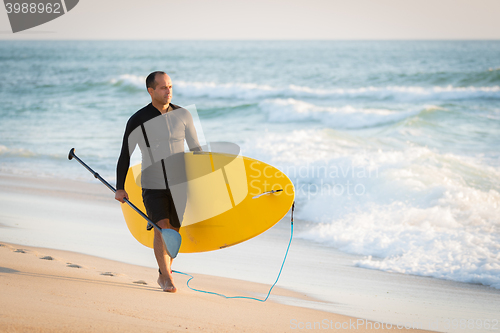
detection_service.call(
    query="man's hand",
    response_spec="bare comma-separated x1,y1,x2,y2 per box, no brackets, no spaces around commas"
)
115,189,129,203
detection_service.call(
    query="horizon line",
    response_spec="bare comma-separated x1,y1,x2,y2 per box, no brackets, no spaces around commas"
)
1,38,500,42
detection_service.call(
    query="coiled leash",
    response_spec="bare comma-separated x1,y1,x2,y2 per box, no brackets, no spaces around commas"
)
173,200,295,302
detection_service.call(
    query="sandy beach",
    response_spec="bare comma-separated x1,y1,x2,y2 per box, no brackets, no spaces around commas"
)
0,241,436,333
0,173,442,332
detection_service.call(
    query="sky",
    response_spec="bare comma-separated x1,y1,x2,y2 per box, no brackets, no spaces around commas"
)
1,0,500,40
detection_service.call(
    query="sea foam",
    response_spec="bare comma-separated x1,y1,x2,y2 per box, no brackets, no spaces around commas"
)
244,129,500,289
109,75,500,102
259,98,425,128
179,82,500,101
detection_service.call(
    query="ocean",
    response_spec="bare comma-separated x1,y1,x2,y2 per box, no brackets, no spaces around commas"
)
1,41,500,320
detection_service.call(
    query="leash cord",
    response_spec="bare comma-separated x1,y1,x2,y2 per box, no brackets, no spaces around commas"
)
173,201,295,302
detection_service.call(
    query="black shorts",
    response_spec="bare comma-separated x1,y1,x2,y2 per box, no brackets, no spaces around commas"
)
142,189,181,228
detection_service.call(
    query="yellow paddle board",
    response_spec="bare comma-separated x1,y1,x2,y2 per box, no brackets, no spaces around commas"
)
121,152,295,253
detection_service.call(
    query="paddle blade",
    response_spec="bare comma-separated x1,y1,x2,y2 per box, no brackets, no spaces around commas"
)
162,229,182,258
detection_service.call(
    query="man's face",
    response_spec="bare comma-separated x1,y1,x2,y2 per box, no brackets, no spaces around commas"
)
149,74,172,105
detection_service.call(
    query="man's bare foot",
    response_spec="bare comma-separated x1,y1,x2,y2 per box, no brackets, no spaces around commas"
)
157,275,166,289
158,273,177,293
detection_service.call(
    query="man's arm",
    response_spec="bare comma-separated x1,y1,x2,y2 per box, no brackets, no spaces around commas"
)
115,118,137,203
184,110,202,152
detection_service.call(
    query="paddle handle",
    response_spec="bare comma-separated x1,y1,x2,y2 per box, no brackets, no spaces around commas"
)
68,148,162,232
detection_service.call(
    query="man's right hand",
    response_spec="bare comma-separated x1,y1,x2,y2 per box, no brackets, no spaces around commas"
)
115,189,129,203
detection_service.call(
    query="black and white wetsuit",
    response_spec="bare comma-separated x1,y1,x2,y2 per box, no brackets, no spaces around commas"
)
116,102,202,227
116,102,202,191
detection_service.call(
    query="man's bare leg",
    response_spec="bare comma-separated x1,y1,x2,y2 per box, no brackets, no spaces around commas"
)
154,218,179,292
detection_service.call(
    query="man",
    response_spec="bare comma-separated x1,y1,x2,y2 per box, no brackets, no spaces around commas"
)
115,71,202,292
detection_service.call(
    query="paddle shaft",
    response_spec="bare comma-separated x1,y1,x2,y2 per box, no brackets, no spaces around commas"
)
67,148,162,233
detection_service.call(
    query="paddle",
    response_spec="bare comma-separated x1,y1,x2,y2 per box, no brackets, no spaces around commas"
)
68,148,181,258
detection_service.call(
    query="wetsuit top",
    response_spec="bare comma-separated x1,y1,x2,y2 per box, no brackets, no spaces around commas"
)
116,102,202,190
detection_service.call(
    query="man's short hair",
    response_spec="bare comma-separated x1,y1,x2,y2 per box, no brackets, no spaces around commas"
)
146,71,166,90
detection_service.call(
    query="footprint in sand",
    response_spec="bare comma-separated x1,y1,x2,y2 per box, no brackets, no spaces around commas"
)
14,249,27,253
40,256,54,260
100,272,115,276
66,263,81,268
133,280,148,285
